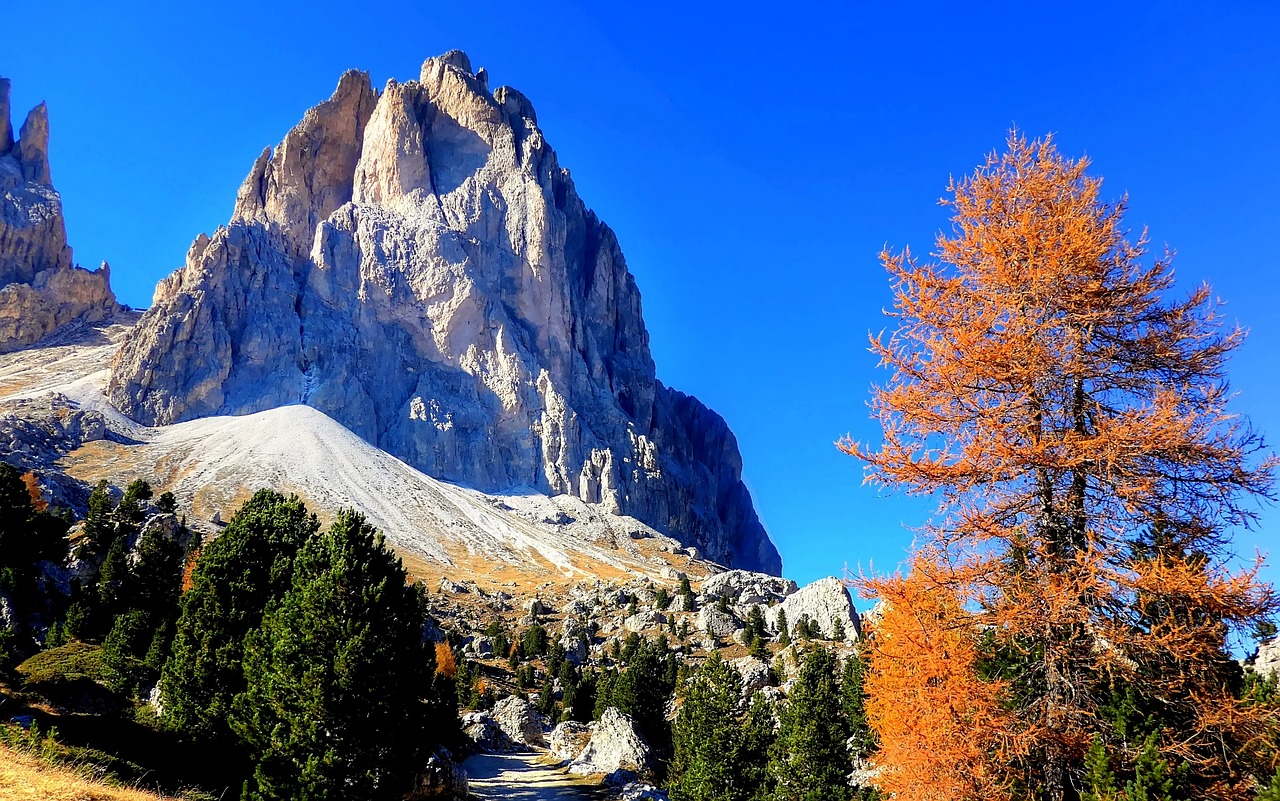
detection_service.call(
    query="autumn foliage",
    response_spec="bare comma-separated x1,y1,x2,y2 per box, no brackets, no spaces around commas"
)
434,641,457,678
21,471,47,512
863,555,1014,801
848,132,1278,800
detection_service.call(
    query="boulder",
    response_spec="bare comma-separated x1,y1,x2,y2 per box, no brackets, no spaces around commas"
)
461,712,515,753
697,605,740,640
625,611,666,632
549,720,593,763
1247,637,1279,678
617,783,670,801
415,747,469,799
438,578,469,594
568,708,651,777
730,656,772,693
491,694,547,749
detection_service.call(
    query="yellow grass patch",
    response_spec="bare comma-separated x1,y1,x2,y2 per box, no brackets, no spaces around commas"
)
0,743,175,801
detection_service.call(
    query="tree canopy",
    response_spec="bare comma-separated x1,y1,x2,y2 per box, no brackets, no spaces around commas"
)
848,132,1278,801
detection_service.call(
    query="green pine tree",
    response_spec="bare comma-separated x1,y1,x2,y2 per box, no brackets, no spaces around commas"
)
1124,733,1185,801
97,537,131,617
1083,735,1119,801
230,510,442,801
155,491,178,515
159,490,318,739
776,609,791,647
82,480,115,553
100,608,152,694
670,652,776,801
842,650,875,763
130,521,183,625
769,646,852,801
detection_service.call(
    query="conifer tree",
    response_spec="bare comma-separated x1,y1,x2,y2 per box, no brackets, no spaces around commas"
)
97,537,130,616
230,510,440,801
769,646,852,801
1257,768,1280,801
776,609,791,646
82,480,115,553
100,608,152,694
670,653,774,801
842,650,875,765
0,462,69,646
160,490,318,739
130,522,183,625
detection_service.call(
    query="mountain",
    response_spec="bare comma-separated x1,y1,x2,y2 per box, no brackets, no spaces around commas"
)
107,51,780,574
0,78,119,354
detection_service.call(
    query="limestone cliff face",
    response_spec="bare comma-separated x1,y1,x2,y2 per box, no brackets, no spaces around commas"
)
108,52,781,573
0,78,119,353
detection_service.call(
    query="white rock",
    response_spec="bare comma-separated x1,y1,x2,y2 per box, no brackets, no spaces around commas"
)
416,747,469,799
491,695,547,749
462,711,515,753
568,708,650,776
1248,637,1280,678
438,577,469,593
730,656,773,693
549,720,592,763
625,611,665,632
697,605,740,639
767,577,860,642
701,570,798,604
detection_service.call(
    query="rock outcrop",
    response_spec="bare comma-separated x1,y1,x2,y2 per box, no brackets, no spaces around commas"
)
766,577,860,642
461,711,516,753
567,708,651,777
415,748,469,800
1248,637,1279,678
106,53,780,574
0,78,119,354
701,569,797,604
490,695,547,749
549,720,593,763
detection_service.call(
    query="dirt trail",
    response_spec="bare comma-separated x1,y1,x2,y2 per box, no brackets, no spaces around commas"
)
463,752,606,800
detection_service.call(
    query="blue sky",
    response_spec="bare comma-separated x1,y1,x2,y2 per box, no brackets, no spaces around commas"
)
6,2,1279,603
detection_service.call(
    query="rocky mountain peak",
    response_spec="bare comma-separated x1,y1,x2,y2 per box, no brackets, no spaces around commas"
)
232,69,377,257
108,53,782,574
0,78,119,353
16,100,51,185
0,78,13,156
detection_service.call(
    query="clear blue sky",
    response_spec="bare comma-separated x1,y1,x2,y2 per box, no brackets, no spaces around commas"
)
6,2,1279,600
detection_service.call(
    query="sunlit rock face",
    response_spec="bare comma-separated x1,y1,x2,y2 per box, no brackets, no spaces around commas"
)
0,78,119,354
108,52,781,574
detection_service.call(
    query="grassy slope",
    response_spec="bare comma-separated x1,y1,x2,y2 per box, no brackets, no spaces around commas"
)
0,743,173,801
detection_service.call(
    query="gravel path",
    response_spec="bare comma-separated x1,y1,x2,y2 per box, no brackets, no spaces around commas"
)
463,753,607,800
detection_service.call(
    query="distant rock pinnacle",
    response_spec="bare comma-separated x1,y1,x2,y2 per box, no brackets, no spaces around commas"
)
0,77,119,354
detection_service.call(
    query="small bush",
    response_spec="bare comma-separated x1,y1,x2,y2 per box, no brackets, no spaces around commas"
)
16,641,107,687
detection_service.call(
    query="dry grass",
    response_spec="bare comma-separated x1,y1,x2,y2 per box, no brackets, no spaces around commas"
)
0,743,175,801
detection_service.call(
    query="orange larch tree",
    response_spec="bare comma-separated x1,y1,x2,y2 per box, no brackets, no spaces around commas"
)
846,131,1278,801
862,551,1016,801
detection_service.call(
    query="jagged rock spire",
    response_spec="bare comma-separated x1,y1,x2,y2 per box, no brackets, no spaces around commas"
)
0,77,119,353
0,78,13,156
